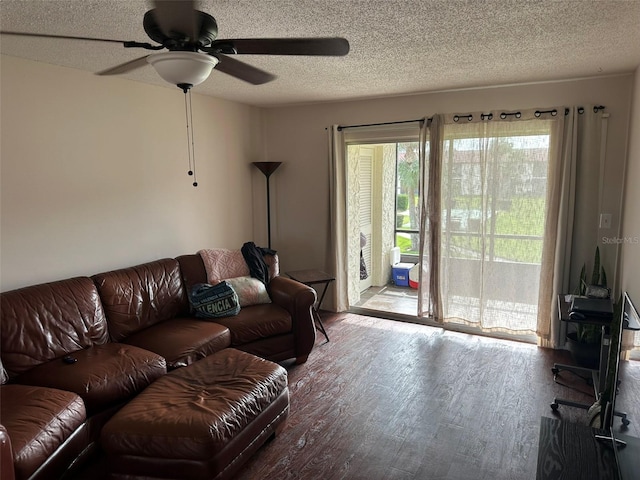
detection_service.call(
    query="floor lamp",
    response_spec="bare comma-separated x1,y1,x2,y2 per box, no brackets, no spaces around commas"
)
252,162,282,249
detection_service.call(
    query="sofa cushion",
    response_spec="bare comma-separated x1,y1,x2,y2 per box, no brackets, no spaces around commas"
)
0,384,86,480
0,277,110,379
14,343,166,414
121,318,231,369
210,304,292,346
92,258,187,342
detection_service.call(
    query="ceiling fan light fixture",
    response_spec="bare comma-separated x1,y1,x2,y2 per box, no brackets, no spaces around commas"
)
147,51,218,87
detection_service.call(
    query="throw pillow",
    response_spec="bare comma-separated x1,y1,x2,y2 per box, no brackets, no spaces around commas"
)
225,276,272,307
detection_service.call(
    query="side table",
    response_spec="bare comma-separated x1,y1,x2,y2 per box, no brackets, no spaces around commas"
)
286,269,334,342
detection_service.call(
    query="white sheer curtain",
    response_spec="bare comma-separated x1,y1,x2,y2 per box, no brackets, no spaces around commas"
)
431,106,607,343
438,109,561,336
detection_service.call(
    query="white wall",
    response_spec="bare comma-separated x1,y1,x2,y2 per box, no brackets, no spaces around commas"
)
2,55,636,301
620,67,640,304
0,55,264,291
263,75,635,303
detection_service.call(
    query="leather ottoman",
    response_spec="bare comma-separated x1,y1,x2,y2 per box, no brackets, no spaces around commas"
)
100,349,289,480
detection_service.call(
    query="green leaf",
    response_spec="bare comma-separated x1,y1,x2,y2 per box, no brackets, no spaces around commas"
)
577,264,586,295
591,246,601,285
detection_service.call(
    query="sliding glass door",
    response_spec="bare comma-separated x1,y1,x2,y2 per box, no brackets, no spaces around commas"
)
342,116,555,337
346,136,421,315
331,107,607,345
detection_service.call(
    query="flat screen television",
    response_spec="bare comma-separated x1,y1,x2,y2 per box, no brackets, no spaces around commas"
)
595,291,640,479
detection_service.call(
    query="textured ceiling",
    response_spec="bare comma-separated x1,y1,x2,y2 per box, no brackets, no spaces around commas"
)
1,0,640,107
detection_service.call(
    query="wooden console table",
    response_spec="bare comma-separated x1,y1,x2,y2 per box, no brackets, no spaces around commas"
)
537,416,617,479
537,416,640,480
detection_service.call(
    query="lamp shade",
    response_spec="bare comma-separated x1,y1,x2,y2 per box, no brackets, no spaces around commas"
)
147,52,219,87
252,162,282,178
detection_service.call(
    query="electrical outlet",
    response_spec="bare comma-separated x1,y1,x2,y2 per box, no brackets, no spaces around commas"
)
600,213,612,229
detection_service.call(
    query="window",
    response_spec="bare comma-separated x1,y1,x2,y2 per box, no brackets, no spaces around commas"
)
395,142,421,255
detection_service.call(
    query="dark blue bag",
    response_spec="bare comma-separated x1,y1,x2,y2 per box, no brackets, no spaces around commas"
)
188,281,240,318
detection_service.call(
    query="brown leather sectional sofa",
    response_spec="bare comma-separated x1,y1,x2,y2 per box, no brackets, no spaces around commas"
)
0,251,317,480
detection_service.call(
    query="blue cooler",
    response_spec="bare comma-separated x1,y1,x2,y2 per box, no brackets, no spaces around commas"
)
392,262,415,287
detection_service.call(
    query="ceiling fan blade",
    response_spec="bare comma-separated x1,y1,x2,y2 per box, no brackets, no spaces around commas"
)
0,30,127,45
96,55,151,76
210,37,350,56
150,0,199,41
213,54,276,85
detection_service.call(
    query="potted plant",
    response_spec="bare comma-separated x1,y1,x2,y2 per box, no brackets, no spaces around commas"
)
566,247,607,368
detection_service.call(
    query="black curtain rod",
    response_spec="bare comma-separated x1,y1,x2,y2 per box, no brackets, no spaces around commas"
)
332,105,605,131
336,118,427,131
565,105,606,115
454,105,606,121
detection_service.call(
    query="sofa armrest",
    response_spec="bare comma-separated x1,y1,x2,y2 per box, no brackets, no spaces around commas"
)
268,276,317,362
0,424,15,480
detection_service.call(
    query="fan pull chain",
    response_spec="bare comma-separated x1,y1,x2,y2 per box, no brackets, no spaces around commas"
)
183,88,198,187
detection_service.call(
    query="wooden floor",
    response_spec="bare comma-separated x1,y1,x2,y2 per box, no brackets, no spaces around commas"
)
237,313,640,480
71,312,640,479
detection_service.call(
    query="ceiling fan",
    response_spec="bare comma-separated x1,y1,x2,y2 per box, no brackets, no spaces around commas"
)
0,0,350,91
1,0,350,187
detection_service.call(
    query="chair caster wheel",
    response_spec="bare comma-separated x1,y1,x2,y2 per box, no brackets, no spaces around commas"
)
551,367,560,375
550,402,559,411
622,418,630,427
